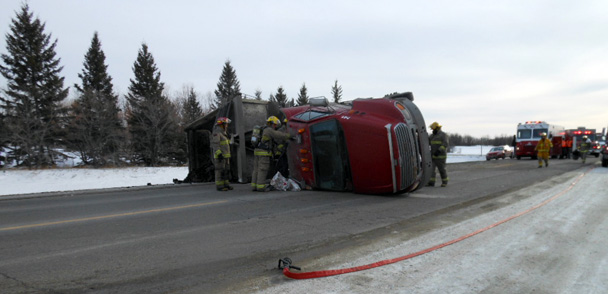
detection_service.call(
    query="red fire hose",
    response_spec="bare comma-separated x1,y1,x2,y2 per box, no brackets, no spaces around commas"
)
280,168,592,279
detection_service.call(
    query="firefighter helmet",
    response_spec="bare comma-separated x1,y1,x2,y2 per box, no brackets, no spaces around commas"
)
429,122,442,130
540,132,547,137
216,117,231,125
583,135,588,139
267,116,281,127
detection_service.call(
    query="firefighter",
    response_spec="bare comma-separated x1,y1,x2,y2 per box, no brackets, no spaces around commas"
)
566,136,573,158
275,118,290,177
535,132,552,168
579,135,592,163
427,122,449,187
251,116,292,191
211,117,233,191
561,135,569,159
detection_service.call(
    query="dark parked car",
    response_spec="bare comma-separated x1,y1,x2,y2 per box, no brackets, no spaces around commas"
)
486,146,513,160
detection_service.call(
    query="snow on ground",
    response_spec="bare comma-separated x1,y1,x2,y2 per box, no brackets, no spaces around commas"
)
250,167,608,294
0,146,495,196
0,167,190,196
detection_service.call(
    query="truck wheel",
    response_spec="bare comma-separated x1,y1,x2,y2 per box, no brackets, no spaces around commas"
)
517,156,521,160
603,159,608,167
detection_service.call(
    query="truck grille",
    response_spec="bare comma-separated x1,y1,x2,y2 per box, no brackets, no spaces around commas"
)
394,123,418,189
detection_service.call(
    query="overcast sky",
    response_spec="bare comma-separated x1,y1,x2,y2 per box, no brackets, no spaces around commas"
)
1,0,607,137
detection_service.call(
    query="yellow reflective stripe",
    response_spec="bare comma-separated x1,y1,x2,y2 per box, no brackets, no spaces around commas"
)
214,151,231,158
254,150,272,156
430,140,443,144
220,140,230,145
432,155,447,159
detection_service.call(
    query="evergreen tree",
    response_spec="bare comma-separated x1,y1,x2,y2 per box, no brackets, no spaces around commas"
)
213,60,241,108
297,83,309,106
0,4,69,168
331,79,343,103
273,86,288,107
254,89,262,100
125,43,178,166
68,32,123,166
179,85,203,125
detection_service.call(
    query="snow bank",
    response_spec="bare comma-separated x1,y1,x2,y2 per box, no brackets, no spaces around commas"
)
0,167,189,196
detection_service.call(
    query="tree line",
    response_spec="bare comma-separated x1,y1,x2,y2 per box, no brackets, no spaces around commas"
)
448,133,515,148
0,5,507,169
0,5,349,168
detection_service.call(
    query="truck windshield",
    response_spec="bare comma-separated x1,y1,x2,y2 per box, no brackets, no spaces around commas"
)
518,129,532,139
294,110,330,122
310,119,351,191
532,129,548,139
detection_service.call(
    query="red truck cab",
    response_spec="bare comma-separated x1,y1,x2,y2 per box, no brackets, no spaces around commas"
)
282,93,431,194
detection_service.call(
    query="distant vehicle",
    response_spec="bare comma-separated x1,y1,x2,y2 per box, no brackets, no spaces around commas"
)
566,127,599,158
602,145,608,168
486,146,513,160
515,121,564,160
282,92,431,194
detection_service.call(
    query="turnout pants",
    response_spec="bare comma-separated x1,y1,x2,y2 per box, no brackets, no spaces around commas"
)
429,159,448,186
214,158,231,189
251,155,271,191
537,152,549,167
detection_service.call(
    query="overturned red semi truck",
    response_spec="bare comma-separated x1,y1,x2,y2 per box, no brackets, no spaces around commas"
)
183,92,431,194
282,93,431,194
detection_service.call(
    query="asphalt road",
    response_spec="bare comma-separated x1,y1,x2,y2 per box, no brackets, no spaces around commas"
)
0,156,600,293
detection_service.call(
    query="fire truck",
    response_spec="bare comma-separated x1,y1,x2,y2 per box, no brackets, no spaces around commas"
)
282,92,431,194
515,121,564,160
566,127,600,158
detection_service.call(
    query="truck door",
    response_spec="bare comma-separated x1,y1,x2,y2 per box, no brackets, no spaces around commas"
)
310,119,351,191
